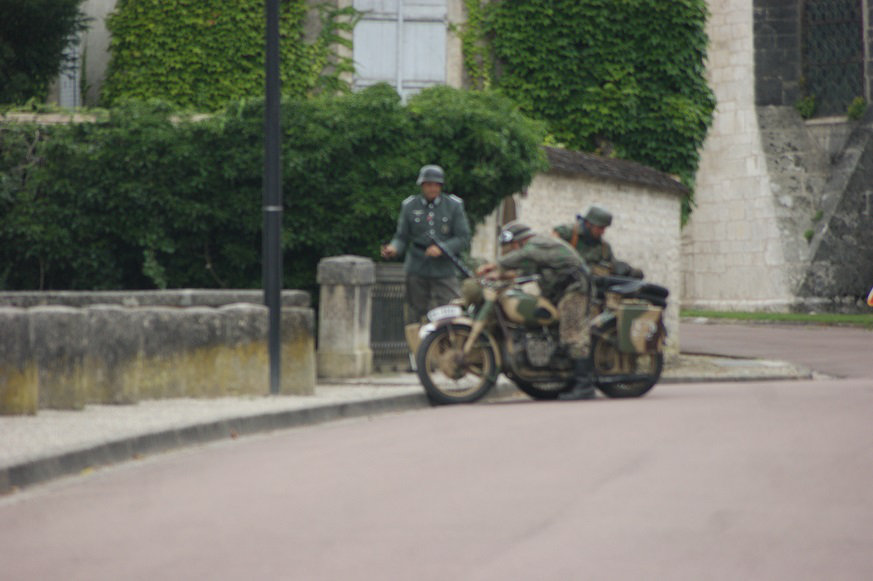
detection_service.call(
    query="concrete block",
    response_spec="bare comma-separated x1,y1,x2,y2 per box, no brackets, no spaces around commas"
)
279,307,316,396
0,308,38,415
30,306,87,410
82,306,142,404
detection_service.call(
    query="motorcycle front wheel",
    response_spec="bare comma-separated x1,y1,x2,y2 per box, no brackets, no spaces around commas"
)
591,327,663,398
416,325,498,405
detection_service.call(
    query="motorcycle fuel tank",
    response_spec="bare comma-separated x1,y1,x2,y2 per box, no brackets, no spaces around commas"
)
499,289,559,327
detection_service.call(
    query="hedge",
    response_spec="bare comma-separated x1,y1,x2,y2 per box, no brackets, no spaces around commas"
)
0,85,547,292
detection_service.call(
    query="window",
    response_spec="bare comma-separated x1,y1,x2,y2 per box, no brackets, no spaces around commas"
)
353,0,447,100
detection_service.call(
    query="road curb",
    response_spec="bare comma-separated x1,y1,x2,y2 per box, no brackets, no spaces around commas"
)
0,360,812,494
0,391,433,494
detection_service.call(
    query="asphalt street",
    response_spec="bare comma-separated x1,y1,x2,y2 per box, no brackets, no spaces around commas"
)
0,321,871,580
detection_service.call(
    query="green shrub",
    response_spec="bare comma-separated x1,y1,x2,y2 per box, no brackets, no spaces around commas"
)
795,95,816,119
0,0,87,105
0,85,547,291
847,97,867,121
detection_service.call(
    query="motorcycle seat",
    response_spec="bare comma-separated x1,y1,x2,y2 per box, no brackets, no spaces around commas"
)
608,280,669,307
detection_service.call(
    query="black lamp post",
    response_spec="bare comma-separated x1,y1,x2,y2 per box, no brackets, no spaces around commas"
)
264,0,282,395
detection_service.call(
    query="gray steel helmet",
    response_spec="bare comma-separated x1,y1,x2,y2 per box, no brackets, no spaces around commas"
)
499,221,534,244
581,205,613,227
416,164,445,185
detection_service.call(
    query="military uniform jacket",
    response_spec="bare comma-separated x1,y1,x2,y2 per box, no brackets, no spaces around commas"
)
389,193,471,278
554,221,614,267
498,233,585,301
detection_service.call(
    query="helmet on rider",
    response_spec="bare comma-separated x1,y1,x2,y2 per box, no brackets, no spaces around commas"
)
579,205,613,228
499,221,534,245
416,164,445,185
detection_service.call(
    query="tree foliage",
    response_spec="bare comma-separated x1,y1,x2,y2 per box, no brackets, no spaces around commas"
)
481,0,716,213
0,0,87,105
102,0,356,110
0,85,547,291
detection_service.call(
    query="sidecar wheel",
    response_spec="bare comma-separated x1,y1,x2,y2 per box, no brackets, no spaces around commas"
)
591,328,662,398
416,325,497,405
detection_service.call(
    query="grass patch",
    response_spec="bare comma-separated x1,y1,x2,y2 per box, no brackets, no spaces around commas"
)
681,309,873,329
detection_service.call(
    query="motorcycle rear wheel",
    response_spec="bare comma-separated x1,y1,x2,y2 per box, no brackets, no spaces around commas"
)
416,325,498,405
591,327,663,398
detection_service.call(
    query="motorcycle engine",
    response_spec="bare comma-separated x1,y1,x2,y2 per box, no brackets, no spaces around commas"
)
524,332,557,368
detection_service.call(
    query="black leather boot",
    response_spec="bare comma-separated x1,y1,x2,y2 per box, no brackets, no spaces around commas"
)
558,358,596,400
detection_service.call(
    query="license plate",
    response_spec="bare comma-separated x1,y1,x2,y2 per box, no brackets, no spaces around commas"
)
427,304,462,322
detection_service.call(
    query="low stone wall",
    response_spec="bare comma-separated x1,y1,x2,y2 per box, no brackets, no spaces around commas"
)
0,291,316,415
0,289,310,309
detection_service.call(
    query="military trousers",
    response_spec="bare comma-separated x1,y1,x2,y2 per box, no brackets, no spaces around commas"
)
405,274,460,324
557,289,591,360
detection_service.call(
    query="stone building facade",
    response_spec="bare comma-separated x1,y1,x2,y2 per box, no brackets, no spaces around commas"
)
55,0,873,312
684,0,873,312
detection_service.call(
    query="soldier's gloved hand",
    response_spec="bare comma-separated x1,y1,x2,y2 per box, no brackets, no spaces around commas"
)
381,244,397,259
476,263,497,277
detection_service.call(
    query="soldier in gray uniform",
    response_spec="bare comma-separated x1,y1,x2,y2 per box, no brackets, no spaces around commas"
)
381,165,471,355
477,222,596,400
553,205,643,278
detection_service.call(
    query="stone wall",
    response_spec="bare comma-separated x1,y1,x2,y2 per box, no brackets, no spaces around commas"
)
684,0,873,313
0,292,316,415
471,147,685,353
684,0,795,311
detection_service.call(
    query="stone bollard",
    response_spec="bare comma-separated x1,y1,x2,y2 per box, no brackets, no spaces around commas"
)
0,308,38,415
317,255,375,378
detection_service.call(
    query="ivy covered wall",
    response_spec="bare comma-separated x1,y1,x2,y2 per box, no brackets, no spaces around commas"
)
461,0,716,216
101,0,355,110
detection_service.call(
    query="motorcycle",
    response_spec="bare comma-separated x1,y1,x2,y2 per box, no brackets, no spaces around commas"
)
415,240,669,405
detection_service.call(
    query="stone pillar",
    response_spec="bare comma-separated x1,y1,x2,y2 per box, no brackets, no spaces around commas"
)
317,255,375,378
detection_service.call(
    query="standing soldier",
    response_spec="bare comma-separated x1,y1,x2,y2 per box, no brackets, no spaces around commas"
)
381,164,471,363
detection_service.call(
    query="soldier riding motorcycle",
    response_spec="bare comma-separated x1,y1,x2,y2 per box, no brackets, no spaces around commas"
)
415,225,669,405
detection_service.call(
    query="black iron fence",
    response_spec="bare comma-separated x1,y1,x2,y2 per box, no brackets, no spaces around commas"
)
370,263,408,371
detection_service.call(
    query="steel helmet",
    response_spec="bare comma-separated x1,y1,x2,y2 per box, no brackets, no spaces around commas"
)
499,221,534,244
580,205,613,227
416,164,445,185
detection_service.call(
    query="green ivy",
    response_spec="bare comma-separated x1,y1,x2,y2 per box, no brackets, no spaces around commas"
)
101,0,357,110
459,0,492,90
471,0,715,218
0,85,547,291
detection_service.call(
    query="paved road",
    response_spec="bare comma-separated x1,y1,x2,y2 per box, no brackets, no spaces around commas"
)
1,323,871,581
681,321,873,378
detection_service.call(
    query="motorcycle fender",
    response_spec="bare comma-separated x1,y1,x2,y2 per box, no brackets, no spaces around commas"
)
419,317,502,369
